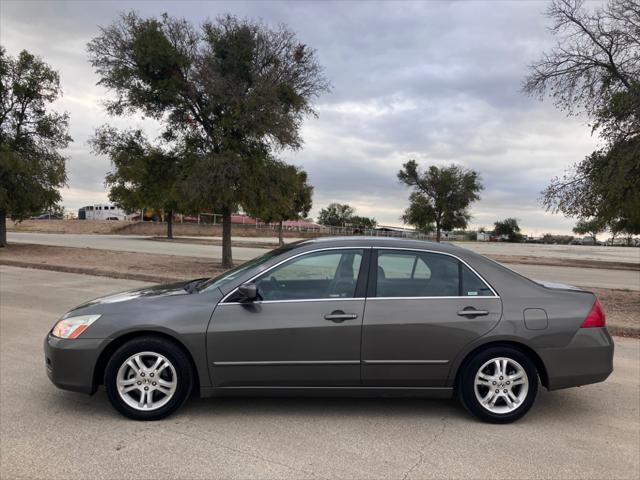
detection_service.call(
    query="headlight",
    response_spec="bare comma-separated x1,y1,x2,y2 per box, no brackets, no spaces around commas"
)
51,315,101,339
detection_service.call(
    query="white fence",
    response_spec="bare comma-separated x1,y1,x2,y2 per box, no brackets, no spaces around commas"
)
168,213,469,240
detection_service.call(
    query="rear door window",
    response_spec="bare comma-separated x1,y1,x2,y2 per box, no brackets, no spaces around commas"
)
376,250,459,297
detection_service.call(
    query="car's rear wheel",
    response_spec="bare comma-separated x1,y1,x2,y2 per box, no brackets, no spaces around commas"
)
105,336,193,420
458,346,538,424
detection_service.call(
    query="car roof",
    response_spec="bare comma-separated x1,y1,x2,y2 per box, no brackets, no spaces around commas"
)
295,236,462,253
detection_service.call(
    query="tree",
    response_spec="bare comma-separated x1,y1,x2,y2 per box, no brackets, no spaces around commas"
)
0,48,71,247
317,203,355,227
493,218,522,242
244,158,313,246
398,160,482,242
572,217,606,242
401,192,435,234
349,215,377,229
524,0,640,234
90,126,191,239
88,13,329,267
524,0,637,118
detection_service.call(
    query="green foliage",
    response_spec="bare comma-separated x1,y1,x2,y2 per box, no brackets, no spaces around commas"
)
90,126,193,237
243,158,313,245
317,203,355,227
572,217,607,240
543,133,640,235
315,203,375,230
349,215,377,228
398,160,482,241
0,47,70,245
88,12,329,265
401,192,435,234
493,218,522,242
542,233,574,245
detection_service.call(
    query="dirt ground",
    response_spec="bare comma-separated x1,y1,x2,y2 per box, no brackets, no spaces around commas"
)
487,254,638,271
6,219,318,239
6,219,124,234
1,243,637,337
0,243,225,283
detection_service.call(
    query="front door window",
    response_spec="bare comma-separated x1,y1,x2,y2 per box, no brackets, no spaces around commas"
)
255,249,364,301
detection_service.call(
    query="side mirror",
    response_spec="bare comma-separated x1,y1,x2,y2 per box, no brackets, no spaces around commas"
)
238,283,258,301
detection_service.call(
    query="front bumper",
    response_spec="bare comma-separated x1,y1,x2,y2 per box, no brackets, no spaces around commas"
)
538,327,614,390
44,334,108,394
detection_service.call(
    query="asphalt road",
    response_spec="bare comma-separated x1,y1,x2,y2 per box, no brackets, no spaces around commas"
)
7,232,267,261
455,241,640,264
508,263,640,291
7,232,640,290
1,266,639,480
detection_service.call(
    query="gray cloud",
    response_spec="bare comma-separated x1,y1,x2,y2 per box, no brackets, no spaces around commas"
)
0,0,602,234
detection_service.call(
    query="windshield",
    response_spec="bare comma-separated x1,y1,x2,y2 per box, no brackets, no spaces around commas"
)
197,242,300,292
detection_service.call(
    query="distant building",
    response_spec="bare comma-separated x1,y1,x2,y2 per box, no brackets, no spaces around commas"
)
78,204,127,221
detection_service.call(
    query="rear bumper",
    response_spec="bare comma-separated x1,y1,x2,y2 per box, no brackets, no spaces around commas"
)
538,328,614,390
44,334,107,394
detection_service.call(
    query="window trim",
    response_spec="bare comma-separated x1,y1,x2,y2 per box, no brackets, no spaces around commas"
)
220,246,372,304
372,247,499,299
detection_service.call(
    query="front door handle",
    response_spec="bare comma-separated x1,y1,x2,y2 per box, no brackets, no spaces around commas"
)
457,309,489,317
324,310,358,323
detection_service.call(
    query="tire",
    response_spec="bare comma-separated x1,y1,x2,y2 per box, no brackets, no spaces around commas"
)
458,346,538,424
104,336,193,421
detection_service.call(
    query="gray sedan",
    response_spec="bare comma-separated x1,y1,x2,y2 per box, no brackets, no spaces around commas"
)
44,237,614,423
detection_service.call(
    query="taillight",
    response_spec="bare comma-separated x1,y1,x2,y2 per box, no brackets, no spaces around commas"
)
580,299,606,328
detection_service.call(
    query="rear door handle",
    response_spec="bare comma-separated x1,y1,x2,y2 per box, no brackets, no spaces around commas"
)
457,309,489,317
324,311,358,323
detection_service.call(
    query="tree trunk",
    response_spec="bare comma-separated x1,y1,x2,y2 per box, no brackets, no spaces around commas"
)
221,206,233,268
278,220,284,247
435,223,441,242
167,210,173,239
0,210,6,247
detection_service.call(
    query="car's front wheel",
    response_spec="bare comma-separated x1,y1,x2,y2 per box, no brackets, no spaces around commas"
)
458,346,538,424
104,336,193,420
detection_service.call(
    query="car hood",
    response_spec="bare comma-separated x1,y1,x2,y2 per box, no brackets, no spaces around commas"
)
68,281,191,313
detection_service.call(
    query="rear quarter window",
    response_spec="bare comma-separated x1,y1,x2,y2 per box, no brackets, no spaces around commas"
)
461,264,494,296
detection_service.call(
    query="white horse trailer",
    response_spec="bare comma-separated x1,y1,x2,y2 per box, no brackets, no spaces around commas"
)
78,204,127,221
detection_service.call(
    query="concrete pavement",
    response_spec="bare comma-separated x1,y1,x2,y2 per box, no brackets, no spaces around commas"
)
1,266,639,479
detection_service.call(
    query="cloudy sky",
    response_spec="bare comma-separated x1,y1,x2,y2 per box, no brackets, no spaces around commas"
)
1,0,602,235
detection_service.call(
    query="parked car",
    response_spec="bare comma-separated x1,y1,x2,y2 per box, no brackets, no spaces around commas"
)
44,237,613,423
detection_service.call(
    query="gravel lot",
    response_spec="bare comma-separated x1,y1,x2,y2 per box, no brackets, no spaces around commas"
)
1,266,639,480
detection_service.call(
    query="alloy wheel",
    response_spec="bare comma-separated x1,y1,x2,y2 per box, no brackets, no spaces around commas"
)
473,357,529,414
116,351,178,411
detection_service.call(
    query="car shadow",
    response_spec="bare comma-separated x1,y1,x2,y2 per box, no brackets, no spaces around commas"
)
45,383,600,424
